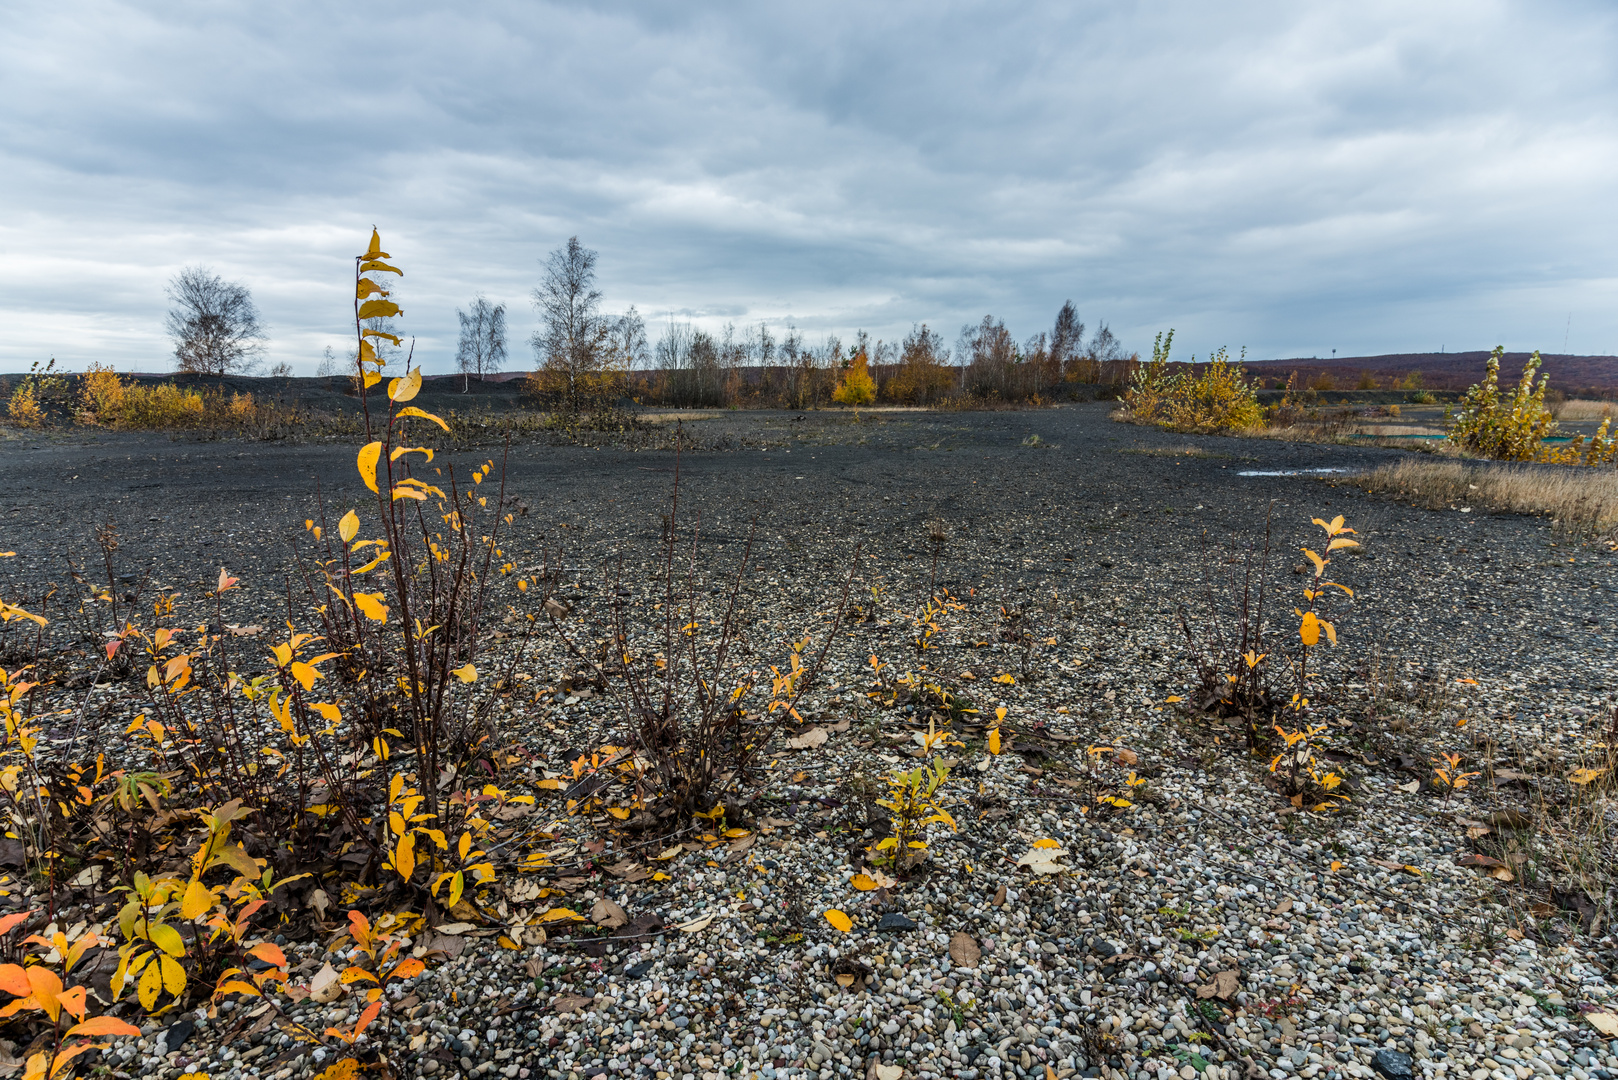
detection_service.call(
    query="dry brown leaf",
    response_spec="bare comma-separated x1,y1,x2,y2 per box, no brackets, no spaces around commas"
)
788,726,829,750
1016,843,1070,875
590,898,629,929
1587,1012,1618,1037
552,993,594,1015
678,913,717,933
991,883,1007,907
309,963,343,1003
524,957,546,978
1272,899,1293,915
1113,748,1138,766
948,932,981,968
835,973,856,988
1398,780,1421,794
1491,866,1516,882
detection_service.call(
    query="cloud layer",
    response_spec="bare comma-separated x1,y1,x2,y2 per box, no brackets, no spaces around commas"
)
3,0,1616,372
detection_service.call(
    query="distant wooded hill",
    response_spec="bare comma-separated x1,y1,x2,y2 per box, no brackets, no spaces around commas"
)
1245,351,1618,395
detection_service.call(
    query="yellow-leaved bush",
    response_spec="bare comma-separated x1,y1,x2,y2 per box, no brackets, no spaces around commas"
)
1124,331,1261,432
1449,347,1617,466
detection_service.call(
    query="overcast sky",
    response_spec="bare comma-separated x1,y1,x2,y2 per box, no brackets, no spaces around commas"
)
3,0,1616,374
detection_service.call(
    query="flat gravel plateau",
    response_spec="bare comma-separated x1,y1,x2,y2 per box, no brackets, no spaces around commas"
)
1,405,1615,1080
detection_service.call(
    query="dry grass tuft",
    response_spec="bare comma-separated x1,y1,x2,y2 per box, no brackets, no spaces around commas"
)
1555,399,1617,423
1356,459,1618,534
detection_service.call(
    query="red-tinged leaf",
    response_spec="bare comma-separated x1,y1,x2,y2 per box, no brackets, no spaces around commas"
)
65,1016,142,1037
55,985,87,1023
247,942,286,969
212,980,262,998
49,1042,104,1079
389,958,425,981
352,1001,382,1036
0,911,33,937
0,962,31,997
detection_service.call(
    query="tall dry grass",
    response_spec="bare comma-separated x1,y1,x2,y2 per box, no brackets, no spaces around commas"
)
1554,399,1617,423
1356,459,1618,535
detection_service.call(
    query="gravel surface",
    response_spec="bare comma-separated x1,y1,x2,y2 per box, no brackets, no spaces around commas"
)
2,404,1616,1080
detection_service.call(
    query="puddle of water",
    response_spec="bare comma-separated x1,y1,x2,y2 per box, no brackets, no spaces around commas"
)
1237,467,1352,477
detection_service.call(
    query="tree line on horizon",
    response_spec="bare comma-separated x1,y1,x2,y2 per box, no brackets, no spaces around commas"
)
159,237,1139,408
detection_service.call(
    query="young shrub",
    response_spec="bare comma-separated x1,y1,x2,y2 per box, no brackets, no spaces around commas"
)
1448,347,1559,461
1123,333,1261,432
871,758,954,873
78,363,128,425
6,385,44,428
833,347,877,405
118,383,207,429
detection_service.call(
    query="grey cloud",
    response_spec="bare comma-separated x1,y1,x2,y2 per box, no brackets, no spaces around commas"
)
1,0,1615,373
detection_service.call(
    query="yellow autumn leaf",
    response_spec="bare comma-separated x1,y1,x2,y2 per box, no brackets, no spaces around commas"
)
849,874,877,891
988,728,1001,755
1568,767,1609,785
357,441,382,494
497,936,521,950
1165,695,1183,703
1299,612,1320,647
180,878,214,921
365,228,389,259
338,510,360,543
823,909,853,933
394,833,415,880
365,328,401,345
290,662,320,691
451,664,476,683
357,298,402,320
388,367,422,403
1031,838,1061,849
352,591,388,623
539,908,583,923
606,807,630,820
1327,537,1360,551
360,259,402,276
396,405,449,431
356,278,390,299
137,961,162,1010
994,706,1007,723
1302,548,1327,575
993,673,1014,684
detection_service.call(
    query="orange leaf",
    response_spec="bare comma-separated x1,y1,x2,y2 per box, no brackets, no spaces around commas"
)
65,1016,142,1037
823,909,853,933
248,942,287,969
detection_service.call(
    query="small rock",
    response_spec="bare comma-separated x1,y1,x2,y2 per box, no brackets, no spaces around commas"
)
877,913,918,932
1370,1048,1414,1080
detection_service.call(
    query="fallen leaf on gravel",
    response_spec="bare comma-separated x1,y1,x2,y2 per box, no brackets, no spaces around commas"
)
1016,843,1070,875
1491,867,1516,882
992,883,1007,907
974,757,993,773
788,727,828,750
651,846,682,861
436,921,476,934
823,909,853,932
1568,767,1609,785
1113,748,1138,766
1369,858,1403,870
1195,970,1240,1001
1272,899,1293,915
1588,1012,1618,1037
678,913,716,933
835,973,856,987
1398,780,1420,794
1488,808,1532,830
1457,854,1505,869
309,963,343,1003
948,932,981,968
227,624,262,636
590,898,629,929
875,1065,904,1080
850,874,878,891
552,994,594,1015
538,908,583,924
524,958,546,978
603,861,650,881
